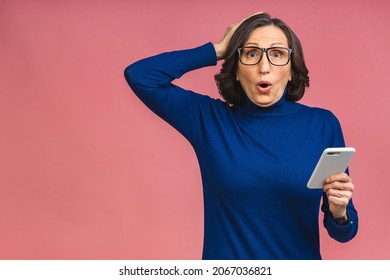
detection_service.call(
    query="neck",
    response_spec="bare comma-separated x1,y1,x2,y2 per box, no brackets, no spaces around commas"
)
238,87,291,115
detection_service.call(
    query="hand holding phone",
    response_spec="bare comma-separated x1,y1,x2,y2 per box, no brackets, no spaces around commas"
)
307,147,356,189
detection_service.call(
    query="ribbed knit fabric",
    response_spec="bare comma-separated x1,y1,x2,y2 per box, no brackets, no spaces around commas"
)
124,42,358,259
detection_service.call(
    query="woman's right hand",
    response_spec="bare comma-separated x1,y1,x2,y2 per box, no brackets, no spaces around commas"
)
214,12,263,60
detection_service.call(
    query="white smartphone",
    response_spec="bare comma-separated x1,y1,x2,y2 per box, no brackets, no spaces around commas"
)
307,147,356,189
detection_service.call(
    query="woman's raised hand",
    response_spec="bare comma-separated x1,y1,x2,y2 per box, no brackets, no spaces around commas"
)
214,12,263,60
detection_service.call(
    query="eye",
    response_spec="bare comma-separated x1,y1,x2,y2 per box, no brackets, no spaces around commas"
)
269,48,286,58
245,49,259,58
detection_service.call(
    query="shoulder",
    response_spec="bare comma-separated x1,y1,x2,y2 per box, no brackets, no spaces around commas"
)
295,102,339,121
293,103,343,133
294,102,346,146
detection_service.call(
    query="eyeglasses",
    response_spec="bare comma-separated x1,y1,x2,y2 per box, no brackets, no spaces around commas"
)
237,46,292,66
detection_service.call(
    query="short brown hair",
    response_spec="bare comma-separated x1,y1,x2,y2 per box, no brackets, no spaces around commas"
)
214,13,309,105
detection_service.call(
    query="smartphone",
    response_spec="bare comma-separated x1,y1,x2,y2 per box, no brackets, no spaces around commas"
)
307,147,356,189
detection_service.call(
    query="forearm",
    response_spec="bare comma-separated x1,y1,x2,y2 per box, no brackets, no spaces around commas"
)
124,42,217,96
123,43,219,143
322,194,359,242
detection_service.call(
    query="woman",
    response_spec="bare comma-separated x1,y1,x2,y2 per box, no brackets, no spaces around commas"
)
124,13,358,260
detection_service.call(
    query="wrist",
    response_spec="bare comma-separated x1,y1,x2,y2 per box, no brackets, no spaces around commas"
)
213,43,225,60
332,213,348,225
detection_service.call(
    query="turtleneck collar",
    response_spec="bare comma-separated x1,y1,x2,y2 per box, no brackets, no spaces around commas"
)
234,87,297,117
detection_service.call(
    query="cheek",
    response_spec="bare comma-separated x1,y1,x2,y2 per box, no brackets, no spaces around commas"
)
237,67,254,83
277,68,292,84
286,66,292,81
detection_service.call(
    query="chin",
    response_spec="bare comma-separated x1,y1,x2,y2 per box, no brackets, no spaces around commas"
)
254,96,275,107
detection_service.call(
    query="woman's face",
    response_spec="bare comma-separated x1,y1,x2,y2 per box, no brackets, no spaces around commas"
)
236,25,292,107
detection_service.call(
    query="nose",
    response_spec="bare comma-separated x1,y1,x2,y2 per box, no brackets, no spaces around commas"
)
258,52,270,74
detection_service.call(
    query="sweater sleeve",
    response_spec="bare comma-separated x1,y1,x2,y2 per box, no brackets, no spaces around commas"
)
321,112,359,242
124,43,219,143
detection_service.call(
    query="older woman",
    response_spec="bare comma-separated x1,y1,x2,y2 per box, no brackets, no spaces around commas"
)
124,13,358,260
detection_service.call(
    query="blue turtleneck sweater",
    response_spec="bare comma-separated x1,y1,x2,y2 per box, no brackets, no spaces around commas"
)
124,42,358,260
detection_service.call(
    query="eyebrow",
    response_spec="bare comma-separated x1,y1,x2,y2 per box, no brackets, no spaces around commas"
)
245,42,287,47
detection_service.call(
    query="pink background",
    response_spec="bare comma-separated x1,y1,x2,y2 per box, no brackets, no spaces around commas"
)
1,0,389,259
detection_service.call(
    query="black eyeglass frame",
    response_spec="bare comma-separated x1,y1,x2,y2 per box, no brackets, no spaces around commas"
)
237,46,292,66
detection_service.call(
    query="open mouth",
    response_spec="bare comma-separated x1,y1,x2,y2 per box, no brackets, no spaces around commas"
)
257,81,272,93
258,81,272,88
259,83,270,88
